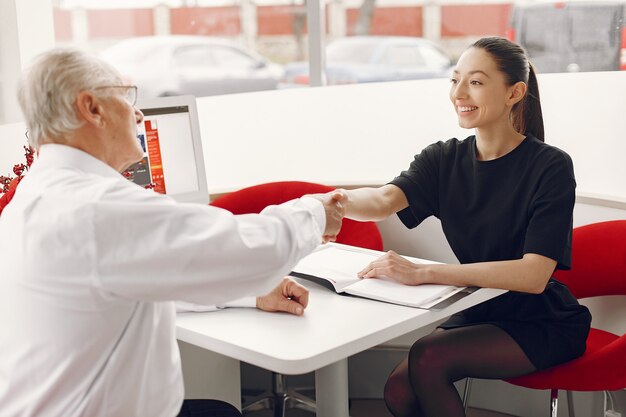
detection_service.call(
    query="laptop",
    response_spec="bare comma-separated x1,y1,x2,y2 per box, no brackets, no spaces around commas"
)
124,95,209,204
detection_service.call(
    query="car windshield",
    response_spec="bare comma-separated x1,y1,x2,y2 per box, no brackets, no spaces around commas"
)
101,40,162,64
326,39,379,64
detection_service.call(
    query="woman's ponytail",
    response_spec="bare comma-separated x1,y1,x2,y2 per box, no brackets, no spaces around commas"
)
514,63,544,142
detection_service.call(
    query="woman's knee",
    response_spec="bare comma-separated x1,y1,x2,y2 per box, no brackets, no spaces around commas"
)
408,337,445,378
384,369,407,401
384,362,415,416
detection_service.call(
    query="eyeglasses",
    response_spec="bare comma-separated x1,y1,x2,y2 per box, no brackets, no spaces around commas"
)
93,85,138,106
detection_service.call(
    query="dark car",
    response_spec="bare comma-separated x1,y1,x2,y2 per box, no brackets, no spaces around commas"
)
280,36,453,87
100,35,285,99
507,2,626,73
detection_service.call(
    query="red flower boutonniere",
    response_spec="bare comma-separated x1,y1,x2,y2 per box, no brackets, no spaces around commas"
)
0,144,34,216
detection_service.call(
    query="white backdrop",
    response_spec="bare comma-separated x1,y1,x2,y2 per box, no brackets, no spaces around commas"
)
2,72,626,201
194,72,626,200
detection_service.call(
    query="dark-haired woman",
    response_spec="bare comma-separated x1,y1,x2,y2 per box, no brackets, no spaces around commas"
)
331,37,592,417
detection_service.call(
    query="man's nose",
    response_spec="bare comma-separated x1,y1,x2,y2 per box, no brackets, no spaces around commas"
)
135,108,144,125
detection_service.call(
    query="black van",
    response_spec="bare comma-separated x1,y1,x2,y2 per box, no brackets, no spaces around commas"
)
506,2,626,73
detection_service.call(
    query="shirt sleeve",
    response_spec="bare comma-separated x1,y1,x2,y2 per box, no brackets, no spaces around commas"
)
523,152,576,270
389,142,442,228
92,186,325,306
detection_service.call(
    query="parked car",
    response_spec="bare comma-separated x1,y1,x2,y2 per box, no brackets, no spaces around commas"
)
100,35,285,99
507,2,626,73
280,36,453,87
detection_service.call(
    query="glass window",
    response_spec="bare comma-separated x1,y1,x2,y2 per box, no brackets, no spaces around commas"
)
327,39,379,64
384,46,426,67
49,1,292,98
518,8,563,54
7,0,625,109
99,39,162,65
173,46,215,68
211,47,258,69
420,45,452,69
570,7,619,51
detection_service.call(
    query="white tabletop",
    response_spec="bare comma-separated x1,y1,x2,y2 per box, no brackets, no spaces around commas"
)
176,278,505,376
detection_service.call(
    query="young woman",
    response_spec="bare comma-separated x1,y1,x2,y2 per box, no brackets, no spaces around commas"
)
334,37,591,417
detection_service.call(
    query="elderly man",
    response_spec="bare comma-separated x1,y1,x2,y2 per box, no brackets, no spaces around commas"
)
0,49,344,417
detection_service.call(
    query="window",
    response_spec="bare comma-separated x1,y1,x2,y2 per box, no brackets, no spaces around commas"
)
420,45,453,69
3,0,625,126
384,46,426,68
173,46,215,69
47,1,294,99
211,47,258,69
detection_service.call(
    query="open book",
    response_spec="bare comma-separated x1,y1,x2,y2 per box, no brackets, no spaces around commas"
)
290,243,466,309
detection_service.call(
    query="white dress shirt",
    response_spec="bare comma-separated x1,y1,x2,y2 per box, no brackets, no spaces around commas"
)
0,144,325,417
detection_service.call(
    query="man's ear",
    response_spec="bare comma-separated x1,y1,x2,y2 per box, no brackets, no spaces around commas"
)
507,81,527,107
75,91,105,128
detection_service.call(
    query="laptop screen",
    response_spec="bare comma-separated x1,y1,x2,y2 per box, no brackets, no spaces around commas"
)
124,96,209,204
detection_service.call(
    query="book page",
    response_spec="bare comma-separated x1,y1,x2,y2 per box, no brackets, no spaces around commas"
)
345,278,465,309
292,245,381,292
293,244,465,309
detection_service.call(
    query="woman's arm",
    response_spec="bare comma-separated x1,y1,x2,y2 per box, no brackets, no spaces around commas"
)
359,251,556,294
339,184,409,222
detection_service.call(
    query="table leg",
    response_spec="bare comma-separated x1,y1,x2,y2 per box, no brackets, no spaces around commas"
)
178,341,242,410
315,359,349,417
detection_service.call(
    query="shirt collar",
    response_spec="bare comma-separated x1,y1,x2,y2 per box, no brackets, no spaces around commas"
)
33,144,124,180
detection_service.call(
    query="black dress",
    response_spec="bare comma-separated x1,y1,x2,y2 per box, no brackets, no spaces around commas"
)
390,135,591,370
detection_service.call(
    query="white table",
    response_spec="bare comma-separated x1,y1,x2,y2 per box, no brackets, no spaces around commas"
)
176,279,505,417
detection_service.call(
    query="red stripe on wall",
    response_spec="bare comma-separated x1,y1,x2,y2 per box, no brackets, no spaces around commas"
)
170,7,241,36
347,6,423,37
258,5,308,36
87,9,154,39
441,4,512,37
53,8,73,42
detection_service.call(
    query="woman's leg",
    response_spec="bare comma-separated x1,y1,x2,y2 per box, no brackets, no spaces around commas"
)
384,325,536,417
384,358,421,417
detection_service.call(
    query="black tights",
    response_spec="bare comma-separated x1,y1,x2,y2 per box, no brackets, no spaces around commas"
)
384,324,536,417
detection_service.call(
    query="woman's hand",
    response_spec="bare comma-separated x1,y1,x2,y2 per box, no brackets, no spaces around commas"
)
357,250,430,286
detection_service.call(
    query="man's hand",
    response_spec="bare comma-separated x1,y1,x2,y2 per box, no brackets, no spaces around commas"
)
308,190,345,243
256,277,310,316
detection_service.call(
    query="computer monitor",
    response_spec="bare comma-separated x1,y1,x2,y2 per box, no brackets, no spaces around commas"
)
124,95,209,204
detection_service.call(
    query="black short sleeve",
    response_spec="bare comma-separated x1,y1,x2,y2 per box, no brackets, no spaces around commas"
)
523,152,576,269
389,142,443,228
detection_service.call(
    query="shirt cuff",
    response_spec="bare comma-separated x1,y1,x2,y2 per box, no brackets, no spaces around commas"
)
288,196,326,238
219,296,257,309
176,296,257,313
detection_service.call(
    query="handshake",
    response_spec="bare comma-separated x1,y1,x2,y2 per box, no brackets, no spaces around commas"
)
308,189,347,244
256,189,348,316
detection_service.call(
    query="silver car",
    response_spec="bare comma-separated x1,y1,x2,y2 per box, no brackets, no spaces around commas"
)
280,36,453,87
100,35,285,99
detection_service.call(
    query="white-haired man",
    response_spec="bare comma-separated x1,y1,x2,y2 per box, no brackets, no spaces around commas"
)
0,49,344,417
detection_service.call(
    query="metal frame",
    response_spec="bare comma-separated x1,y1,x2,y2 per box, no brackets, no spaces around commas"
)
306,0,326,87
242,372,316,417
242,360,349,417
462,378,578,417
